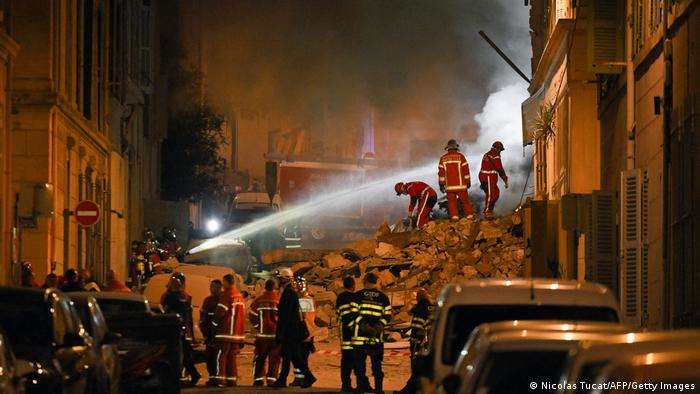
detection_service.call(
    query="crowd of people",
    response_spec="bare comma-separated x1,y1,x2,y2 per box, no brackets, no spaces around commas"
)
19,261,131,293
156,265,428,393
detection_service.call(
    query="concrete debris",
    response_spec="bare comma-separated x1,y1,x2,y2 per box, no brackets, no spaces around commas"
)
274,212,528,341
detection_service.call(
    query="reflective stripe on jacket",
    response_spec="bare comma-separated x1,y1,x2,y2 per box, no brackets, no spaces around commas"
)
439,150,471,191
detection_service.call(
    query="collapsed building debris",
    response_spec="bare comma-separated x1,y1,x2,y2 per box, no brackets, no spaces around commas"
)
251,213,530,342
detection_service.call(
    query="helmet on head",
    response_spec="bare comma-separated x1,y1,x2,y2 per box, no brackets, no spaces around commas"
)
492,141,505,151
275,268,294,280
445,139,460,150
171,272,186,285
394,182,405,195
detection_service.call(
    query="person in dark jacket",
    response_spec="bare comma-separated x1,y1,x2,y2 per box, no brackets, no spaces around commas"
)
270,268,316,388
60,269,84,292
400,289,434,394
200,279,222,386
336,276,359,392
163,276,201,387
353,272,392,394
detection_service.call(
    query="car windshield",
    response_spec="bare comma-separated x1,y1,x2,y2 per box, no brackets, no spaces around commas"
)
97,298,147,316
0,295,52,347
229,207,275,224
442,304,619,364
475,350,569,394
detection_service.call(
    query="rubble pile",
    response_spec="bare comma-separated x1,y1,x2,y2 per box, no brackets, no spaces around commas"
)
259,213,530,333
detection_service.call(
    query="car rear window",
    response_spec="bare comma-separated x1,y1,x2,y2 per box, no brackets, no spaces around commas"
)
0,296,52,347
97,299,148,316
475,350,568,394
441,305,619,364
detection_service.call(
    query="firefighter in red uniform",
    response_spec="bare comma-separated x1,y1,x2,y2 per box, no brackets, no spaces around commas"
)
438,139,475,220
395,181,438,229
479,141,508,218
249,279,281,386
213,274,246,387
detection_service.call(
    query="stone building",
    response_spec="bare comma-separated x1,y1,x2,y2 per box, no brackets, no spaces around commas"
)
523,0,699,328
6,0,164,284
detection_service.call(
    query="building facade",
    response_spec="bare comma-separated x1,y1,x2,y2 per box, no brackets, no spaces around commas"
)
6,0,163,285
523,0,699,328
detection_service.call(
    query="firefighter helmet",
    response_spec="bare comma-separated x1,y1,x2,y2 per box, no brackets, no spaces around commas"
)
171,271,186,285
394,182,405,195
275,267,294,279
445,139,460,150
492,141,505,151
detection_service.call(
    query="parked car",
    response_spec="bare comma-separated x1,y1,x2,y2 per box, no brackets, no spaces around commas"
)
0,286,93,394
0,329,34,394
421,279,621,385
591,349,700,394
439,320,630,393
558,330,700,393
68,293,122,394
88,292,183,393
440,321,630,394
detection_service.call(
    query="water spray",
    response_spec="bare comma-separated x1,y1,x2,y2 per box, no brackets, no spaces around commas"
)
189,163,439,254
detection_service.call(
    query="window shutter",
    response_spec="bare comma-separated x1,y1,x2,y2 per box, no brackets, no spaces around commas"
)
620,169,642,325
585,190,617,293
587,0,625,74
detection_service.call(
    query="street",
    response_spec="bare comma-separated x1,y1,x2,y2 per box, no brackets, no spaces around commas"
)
185,339,410,393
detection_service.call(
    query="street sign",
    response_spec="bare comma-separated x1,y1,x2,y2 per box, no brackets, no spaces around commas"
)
75,200,100,227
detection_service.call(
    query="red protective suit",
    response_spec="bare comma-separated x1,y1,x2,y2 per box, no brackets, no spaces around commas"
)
249,290,281,385
404,182,438,229
214,286,246,384
438,150,474,219
478,148,508,214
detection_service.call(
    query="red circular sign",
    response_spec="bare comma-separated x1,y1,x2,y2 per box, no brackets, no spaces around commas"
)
75,200,101,226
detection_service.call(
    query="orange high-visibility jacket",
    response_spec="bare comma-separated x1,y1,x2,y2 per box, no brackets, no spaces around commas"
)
249,290,280,339
214,287,246,342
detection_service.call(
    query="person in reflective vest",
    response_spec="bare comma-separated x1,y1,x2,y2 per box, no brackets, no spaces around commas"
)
438,139,475,220
200,279,222,386
271,269,317,388
249,279,281,386
395,181,438,229
479,141,508,218
336,276,359,392
213,274,246,387
353,272,392,394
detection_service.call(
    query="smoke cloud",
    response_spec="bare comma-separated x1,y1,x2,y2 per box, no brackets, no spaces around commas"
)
178,0,533,213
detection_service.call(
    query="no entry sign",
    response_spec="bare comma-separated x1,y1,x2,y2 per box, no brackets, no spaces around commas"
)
75,200,100,226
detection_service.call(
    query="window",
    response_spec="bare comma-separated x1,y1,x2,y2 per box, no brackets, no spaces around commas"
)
476,350,569,394
441,304,619,365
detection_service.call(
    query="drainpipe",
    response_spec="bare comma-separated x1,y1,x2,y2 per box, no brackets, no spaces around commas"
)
661,0,672,328
625,0,635,170
63,137,75,268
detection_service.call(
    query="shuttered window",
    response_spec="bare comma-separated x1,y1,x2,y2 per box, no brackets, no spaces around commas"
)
620,169,649,327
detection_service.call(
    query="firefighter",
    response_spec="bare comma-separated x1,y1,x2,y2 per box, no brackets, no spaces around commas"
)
400,289,434,393
479,141,508,218
162,276,201,386
20,261,39,288
213,274,246,387
249,278,281,386
271,269,316,388
395,181,438,229
336,276,359,393
353,272,392,394
200,279,222,386
438,139,475,220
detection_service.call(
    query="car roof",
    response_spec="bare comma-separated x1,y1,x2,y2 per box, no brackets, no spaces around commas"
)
83,291,148,303
473,320,630,335
0,285,55,301
561,330,700,383
437,278,618,310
